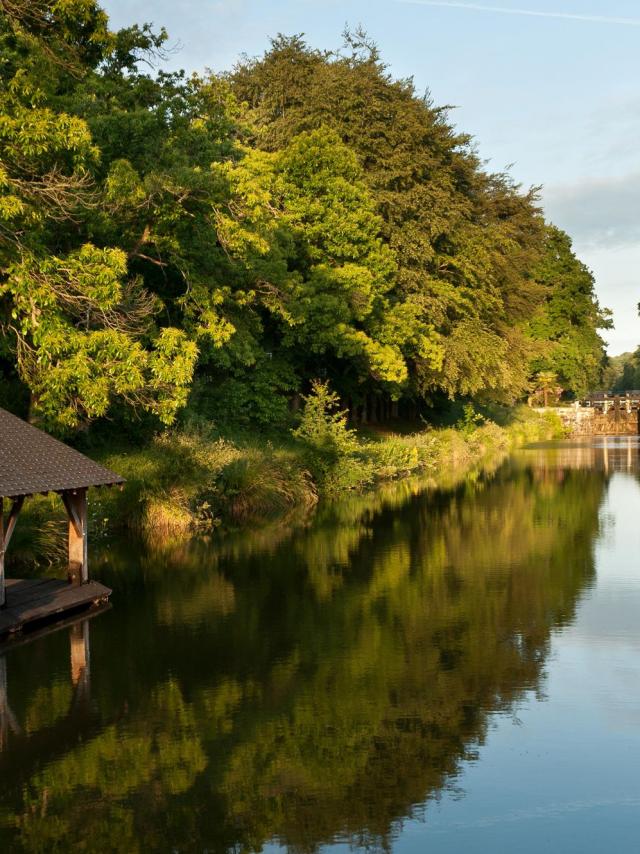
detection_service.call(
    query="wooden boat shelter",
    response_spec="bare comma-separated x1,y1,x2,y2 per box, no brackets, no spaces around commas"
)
0,407,124,638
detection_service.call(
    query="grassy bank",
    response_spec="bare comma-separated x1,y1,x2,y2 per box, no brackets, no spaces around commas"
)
94,405,561,534
7,405,561,571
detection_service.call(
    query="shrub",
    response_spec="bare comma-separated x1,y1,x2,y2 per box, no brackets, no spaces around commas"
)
292,380,358,456
456,403,486,436
292,380,375,493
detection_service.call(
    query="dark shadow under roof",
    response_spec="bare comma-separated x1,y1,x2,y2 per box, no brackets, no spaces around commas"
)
0,408,124,499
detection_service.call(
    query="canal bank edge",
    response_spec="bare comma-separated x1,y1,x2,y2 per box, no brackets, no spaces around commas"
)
8,407,562,565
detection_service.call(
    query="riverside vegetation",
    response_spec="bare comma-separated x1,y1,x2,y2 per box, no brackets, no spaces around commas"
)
0,2,600,548
10,400,561,568
91,396,562,535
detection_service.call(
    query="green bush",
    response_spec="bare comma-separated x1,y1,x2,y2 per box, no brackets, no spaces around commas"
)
364,438,422,478
292,381,358,456
455,403,486,436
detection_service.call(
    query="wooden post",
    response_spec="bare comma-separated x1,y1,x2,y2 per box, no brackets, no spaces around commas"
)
0,496,24,609
63,488,88,586
0,498,4,610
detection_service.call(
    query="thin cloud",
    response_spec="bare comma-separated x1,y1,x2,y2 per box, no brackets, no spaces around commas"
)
543,174,640,250
396,1,640,27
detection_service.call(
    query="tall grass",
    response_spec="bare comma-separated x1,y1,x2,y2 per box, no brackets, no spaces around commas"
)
9,406,561,566
91,424,318,536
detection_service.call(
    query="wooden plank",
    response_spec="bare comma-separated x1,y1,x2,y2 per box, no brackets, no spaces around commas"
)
5,578,52,591
4,580,68,610
0,579,111,637
0,594,100,634
3,587,75,617
15,582,110,619
4,579,61,602
5,578,66,598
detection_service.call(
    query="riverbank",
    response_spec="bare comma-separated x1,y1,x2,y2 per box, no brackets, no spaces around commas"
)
94,406,562,534
7,406,561,569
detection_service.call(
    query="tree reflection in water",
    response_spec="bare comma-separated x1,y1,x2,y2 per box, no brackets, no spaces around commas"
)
0,453,611,852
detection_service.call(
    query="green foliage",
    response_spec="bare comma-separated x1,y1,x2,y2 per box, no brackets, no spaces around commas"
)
0,1,199,430
230,33,559,402
211,127,409,388
290,381,365,490
527,226,611,397
605,349,640,392
84,424,318,535
0,4,611,433
455,403,486,435
2,244,197,429
186,355,298,429
292,380,357,455
530,369,561,407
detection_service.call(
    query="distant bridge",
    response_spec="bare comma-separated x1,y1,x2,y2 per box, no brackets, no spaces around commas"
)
548,393,640,436
580,391,640,412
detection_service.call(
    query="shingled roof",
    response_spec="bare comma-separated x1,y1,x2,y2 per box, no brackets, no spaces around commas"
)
0,408,124,499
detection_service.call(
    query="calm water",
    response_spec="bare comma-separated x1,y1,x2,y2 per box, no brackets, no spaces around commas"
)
1,438,640,852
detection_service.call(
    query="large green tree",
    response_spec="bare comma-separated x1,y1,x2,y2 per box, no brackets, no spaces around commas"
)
527,226,611,398
211,128,436,387
0,1,197,429
230,32,549,404
0,5,611,430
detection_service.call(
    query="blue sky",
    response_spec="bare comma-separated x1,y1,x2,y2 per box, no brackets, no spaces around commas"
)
103,0,640,355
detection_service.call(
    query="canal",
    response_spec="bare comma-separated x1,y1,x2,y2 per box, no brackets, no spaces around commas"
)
1,437,639,852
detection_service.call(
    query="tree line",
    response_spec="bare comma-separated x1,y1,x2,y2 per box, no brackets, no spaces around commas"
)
603,348,640,393
0,2,611,432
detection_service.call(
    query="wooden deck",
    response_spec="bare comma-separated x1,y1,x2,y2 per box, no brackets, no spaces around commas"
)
0,579,111,638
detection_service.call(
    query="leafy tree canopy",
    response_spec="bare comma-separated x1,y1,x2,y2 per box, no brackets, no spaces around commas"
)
0,0,197,430
527,226,612,398
0,6,613,431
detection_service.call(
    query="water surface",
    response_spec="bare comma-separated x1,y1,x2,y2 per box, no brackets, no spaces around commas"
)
1,438,639,852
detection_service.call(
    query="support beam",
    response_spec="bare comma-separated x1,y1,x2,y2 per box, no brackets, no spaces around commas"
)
0,499,4,610
62,488,88,586
0,496,24,609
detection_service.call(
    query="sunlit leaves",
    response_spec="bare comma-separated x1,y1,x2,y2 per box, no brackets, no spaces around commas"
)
528,226,611,397
2,246,197,428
